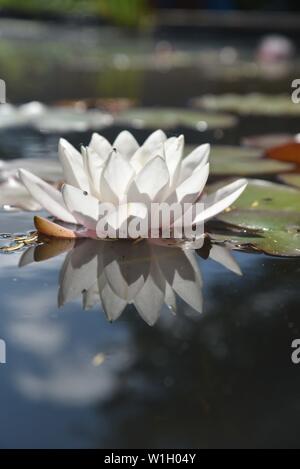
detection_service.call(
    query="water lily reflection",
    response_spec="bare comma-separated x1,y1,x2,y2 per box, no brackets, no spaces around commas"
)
20,238,241,326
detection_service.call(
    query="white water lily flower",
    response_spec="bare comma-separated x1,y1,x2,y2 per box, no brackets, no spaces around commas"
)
20,238,242,326
19,130,247,239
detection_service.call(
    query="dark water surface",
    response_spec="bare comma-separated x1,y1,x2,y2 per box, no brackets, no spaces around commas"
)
0,19,300,449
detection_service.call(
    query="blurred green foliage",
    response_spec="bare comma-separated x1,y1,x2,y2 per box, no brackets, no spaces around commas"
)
98,0,149,27
0,0,150,27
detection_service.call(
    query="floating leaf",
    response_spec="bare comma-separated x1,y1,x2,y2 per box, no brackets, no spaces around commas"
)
115,108,237,130
266,142,300,164
185,145,294,176
216,209,300,232
0,158,62,183
210,229,300,257
279,174,300,189
243,134,299,150
54,97,137,113
207,179,300,257
0,102,114,133
214,179,300,212
0,179,41,211
191,93,300,116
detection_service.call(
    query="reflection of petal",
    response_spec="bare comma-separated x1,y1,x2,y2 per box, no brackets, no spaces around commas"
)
155,246,203,313
134,259,166,326
20,236,241,324
58,240,99,306
164,282,177,313
82,283,100,310
102,241,151,302
19,246,36,267
99,282,127,322
209,245,242,276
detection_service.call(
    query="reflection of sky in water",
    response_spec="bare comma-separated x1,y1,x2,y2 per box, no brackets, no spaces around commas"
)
2,235,298,448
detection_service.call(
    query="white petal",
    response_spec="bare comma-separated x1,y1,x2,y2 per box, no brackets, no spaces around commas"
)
165,135,184,187
59,138,89,192
130,147,152,173
142,129,167,151
101,203,147,234
19,169,76,224
173,163,209,205
130,131,167,173
62,184,99,230
88,133,112,161
113,130,139,159
193,178,248,225
128,156,170,203
100,151,134,203
180,143,210,182
82,147,104,199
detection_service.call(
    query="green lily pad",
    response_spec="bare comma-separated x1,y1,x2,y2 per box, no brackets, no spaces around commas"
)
115,108,237,130
185,145,294,176
191,93,300,116
207,179,300,257
216,209,300,232
208,179,300,212
210,230,300,257
279,174,300,189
